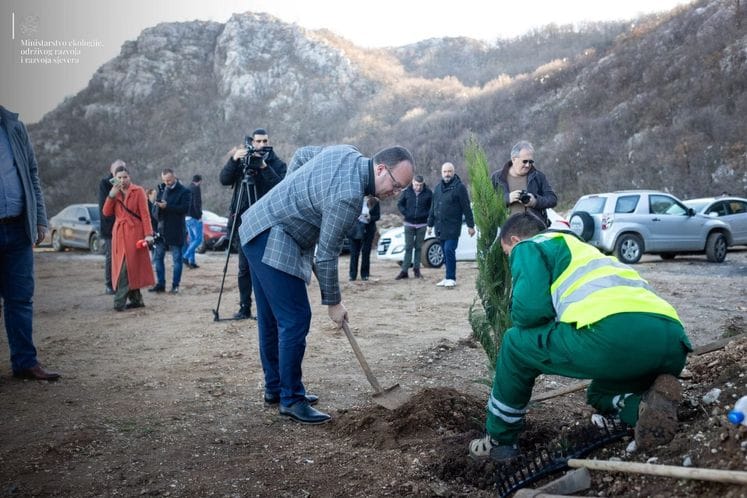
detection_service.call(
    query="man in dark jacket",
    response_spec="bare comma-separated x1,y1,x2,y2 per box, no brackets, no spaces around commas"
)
220,128,286,320
395,175,432,279
490,140,557,226
427,162,475,288
149,168,191,294
182,174,203,269
98,159,126,294
0,105,60,380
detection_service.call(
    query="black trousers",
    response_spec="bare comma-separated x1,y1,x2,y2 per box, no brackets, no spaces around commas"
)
349,231,375,280
237,245,253,310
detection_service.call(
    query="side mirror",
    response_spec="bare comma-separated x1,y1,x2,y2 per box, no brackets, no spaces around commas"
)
687,208,695,216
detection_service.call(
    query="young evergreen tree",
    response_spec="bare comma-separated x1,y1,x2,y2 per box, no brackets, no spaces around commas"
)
465,138,511,373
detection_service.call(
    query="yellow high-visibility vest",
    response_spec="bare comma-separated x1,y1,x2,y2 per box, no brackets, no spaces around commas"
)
531,232,681,328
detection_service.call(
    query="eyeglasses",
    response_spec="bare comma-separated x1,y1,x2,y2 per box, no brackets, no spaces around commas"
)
254,139,269,143
522,159,535,165
385,167,405,191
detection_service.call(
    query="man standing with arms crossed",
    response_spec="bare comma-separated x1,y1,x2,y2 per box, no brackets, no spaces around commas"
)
240,145,414,424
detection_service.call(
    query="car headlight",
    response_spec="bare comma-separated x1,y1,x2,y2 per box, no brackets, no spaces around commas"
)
391,245,405,254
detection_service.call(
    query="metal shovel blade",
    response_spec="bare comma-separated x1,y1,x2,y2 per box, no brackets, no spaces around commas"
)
342,320,410,410
371,382,409,410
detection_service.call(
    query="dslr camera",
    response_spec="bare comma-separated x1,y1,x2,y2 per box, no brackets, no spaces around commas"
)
518,190,532,205
242,135,273,174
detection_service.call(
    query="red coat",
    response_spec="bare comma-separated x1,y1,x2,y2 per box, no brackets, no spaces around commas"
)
103,184,155,290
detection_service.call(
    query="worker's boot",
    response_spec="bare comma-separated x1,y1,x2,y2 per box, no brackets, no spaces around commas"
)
634,374,681,451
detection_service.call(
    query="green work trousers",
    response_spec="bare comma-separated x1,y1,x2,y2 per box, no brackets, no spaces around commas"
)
486,312,691,444
113,261,144,310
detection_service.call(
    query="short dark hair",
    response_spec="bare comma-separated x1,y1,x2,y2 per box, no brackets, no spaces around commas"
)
372,146,414,170
161,168,174,176
413,175,424,183
192,174,202,183
500,213,546,244
114,165,128,174
252,128,268,137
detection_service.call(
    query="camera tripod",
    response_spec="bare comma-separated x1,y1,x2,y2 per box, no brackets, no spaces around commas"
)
212,166,259,322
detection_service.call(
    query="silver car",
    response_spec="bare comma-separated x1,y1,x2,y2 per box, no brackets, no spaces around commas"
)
569,190,732,264
684,196,747,246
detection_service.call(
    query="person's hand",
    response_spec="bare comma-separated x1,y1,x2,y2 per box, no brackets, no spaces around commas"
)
156,200,167,209
509,190,522,203
145,235,155,244
108,182,122,198
468,227,476,237
526,193,537,207
233,147,249,161
35,225,47,246
328,303,348,328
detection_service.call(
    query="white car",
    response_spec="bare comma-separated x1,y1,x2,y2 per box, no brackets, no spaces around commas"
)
377,209,568,268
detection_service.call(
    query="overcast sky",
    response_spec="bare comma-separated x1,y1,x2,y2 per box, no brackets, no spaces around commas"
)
1,0,695,123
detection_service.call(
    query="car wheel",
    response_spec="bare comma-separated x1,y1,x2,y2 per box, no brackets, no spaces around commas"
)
569,211,595,241
89,233,101,253
51,230,64,251
705,232,727,263
660,253,677,260
614,233,643,264
196,241,207,254
422,239,444,268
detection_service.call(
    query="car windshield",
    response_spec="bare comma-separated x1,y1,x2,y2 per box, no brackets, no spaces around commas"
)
684,200,710,212
86,207,100,221
574,196,607,214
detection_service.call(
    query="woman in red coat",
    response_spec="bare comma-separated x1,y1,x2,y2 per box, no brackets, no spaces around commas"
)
102,165,156,311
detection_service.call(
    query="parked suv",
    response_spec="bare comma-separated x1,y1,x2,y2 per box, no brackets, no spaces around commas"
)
568,190,732,264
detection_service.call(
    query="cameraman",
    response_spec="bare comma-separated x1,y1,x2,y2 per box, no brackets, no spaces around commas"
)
220,128,286,320
491,140,557,226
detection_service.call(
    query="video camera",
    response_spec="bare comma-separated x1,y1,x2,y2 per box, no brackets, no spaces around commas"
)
241,136,273,174
518,190,532,205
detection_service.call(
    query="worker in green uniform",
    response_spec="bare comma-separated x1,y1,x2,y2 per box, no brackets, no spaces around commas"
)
470,213,692,460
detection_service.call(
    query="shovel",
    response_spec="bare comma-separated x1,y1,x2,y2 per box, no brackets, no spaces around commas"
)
341,320,409,410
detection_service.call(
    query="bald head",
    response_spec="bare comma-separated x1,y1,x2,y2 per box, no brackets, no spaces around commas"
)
441,162,455,183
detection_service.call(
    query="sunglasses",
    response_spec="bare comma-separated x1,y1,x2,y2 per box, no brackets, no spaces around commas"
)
522,159,535,165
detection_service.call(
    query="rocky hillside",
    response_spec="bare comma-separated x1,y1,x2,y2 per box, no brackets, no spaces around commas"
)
29,0,747,215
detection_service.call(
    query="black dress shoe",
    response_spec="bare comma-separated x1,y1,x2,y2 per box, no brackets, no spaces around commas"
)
105,286,115,295
13,364,61,381
395,271,409,280
233,307,255,320
148,285,166,293
264,393,319,406
279,400,331,424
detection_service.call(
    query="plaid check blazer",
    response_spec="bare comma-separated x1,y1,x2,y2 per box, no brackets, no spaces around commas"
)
239,145,375,305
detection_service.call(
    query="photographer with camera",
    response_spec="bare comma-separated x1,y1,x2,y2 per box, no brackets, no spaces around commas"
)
219,128,286,320
491,140,557,226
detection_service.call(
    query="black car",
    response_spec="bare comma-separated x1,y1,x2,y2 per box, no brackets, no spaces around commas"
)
48,203,102,253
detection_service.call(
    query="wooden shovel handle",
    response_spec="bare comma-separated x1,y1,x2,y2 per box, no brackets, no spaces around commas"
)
568,459,747,485
342,320,384,394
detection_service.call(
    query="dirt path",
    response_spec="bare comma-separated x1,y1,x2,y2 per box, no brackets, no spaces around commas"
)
1,248,746,496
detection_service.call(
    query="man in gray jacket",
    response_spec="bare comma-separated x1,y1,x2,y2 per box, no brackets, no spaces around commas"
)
239,145,414,424
0,105,60,381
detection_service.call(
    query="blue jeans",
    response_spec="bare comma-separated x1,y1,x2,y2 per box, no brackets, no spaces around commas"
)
183,218,203,265
442,238,458,280
0,222,38,372
153,243,183,288
244,230,312,407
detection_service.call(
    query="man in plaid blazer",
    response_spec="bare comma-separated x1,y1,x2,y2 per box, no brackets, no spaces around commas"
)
239,145,414,424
